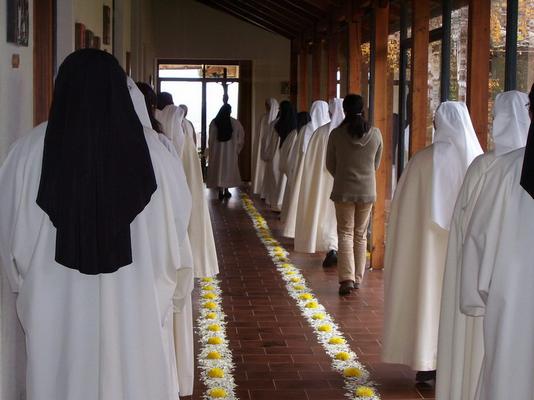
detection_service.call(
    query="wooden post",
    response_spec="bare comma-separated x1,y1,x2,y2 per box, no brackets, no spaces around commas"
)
370,0,389,270
290,40,299,106
467,0,490,150
347,2,362,94
34,0,54,125
409,0,430,156
312,36,322,101
327,24,338,99
299,40,309,111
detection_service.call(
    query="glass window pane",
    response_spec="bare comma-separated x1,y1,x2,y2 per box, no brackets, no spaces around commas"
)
160,81,203,137
158,64,203,78
206,82,239,133
450,5,469,102
517,0,534,92
205,65,239,79
428,40,442,143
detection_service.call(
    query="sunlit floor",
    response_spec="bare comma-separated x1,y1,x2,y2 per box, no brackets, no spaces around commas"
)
184,188,435,400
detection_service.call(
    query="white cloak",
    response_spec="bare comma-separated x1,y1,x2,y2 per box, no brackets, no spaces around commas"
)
0,124,194,400
460,148,534,400
207,118,244,189
294,122,338,253
382,145,449,371
252,99,279,195
279,128,302,225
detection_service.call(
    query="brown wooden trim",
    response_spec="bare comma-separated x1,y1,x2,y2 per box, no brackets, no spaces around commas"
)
238,60,253,181
347,17,362,94
299,43,309,111
409,0,430,156
290,41,299,105
34,0,55,125
311,38,322,101
327,25,338,99
370,0,390,269
467,0,490,150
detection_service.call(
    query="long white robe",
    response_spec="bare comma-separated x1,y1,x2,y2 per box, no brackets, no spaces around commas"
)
0,123,193,400
207,118,244,189
382,146,449,371
460,148,534,400
252,99,279,195
294,122,338,253
280,127,303,225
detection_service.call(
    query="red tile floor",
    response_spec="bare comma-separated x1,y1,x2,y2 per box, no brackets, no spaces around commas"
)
184,188,435,400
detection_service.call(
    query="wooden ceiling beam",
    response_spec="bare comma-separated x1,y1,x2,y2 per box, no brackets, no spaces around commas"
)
235,0,310,32
257,0,317,28
276,0,327,20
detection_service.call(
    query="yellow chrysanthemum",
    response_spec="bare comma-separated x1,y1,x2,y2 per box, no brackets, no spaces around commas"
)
293,285,305,291
318,324,332,332
355,386,375,397
328,337,346,345
202,285,215,291
201,277,213,283
202,292,217,300
344,367,363,378
299,293,313,300
207,337,223,345
208,387,227,398
311,313,325,320
206,312,218,319
305,301,319,309
290,277,301,283
284,270,296,275
208,368,225,378
203,301,217,310
206,351,221,359
335,352,351,361
207,324,221,332
281,263,293,269
273,246,284,253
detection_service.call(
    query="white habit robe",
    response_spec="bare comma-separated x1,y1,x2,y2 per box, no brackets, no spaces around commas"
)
436,90,530,400
252,99,279,196
279,126,303,224
382,102,482,371
182,117,197,145
281,101,330,238
207,118,245,189
0,122,194,400
460,148,534,400
294,98,344,253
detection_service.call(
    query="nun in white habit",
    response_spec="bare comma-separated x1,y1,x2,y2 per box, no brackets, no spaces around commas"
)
0,49,194,400
294,98,344,258
382,101,482,379
436,90,530,400
261,100,298,211
252,98,279,196
281,100,330,238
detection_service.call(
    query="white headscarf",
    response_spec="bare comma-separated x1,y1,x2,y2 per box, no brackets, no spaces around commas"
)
157,105,186,156
127,77,152,129
303,100,330,151
266,98,280,124
328,98,344,133
492,90,530,156
432,101,483,230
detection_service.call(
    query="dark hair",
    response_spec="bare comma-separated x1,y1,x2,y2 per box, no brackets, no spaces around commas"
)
214,104,233,142
157,92,174,110
136,82,163,133
275,101,297,147
297,111,311,131
529,82,534,115
342,94,370,138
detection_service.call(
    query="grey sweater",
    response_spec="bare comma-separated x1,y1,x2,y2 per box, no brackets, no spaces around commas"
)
326,125,383,203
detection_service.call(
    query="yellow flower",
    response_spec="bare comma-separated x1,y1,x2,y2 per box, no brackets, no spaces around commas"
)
206,312,217,320
328,337,346,345
293,285,305,291
355,386,375,397
207,337,223,345
202,292,217,300
202,277,214,283
318,324,332,332
206,351,221,359
305,301,318,309
281,263,293,269
203,285,215,291
335,351,351,361
299,293,313,300
203,301,217,310
344,367,363,378
208,324,221,332
208,368,225,378
311,313,325,320
290,277,301,283
284,270,296,275
273,246,284,253
208,388,227,398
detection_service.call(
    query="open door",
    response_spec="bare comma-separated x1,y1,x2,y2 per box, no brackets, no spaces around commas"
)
34,0,55,125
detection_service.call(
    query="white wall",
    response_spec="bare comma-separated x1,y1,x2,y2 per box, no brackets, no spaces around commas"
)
151,0,291,135
0,0,34,161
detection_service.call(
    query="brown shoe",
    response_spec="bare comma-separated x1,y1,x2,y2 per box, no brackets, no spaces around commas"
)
338,280,354,296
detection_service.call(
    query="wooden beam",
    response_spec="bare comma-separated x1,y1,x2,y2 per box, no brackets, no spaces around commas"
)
409,0,429,156
312,36,322,101
258,0,317,28
234,0,309,32
299,41,309,111
347,13,362,93
327,24,338,99
34,0,54,125
290,40,299,105
467,0,490,150
370,0,389,270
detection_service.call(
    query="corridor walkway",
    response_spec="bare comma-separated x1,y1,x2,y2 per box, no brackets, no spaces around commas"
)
186,188,435,400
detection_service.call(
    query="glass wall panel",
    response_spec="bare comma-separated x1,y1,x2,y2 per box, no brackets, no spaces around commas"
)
517,0,534,92
158,64,203,78
450,6,469,102
428,40,442,143
160,80,203,138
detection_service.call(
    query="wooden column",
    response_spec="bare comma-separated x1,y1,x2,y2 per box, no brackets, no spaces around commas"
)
370,1,390,270
327,25,338,99
299,41,309,111
312,37,322,101
290,40,299,106
238,60,253,181
34,0,55,125
347,1,362,94
467,0,490,150
409,0,430,156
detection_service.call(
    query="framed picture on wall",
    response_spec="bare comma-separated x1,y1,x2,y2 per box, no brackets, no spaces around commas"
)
93,36,101,50
85,30,94,49
75,23,86,50
6,0,29,46
103,5,111,45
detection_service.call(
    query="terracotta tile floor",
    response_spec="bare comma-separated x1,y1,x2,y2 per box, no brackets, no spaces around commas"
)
184,188,435,400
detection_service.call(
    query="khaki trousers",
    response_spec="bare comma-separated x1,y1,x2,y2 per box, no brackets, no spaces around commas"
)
334,201,373,284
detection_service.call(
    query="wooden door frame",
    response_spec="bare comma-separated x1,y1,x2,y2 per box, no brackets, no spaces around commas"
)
34,0,55,125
